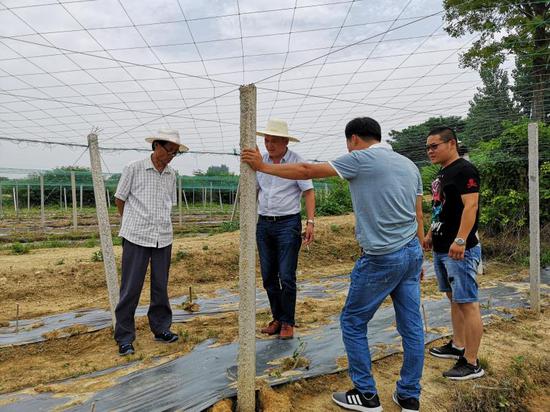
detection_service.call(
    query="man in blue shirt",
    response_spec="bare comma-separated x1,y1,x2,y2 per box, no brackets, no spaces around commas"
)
242,117,424,412
255,118,315,340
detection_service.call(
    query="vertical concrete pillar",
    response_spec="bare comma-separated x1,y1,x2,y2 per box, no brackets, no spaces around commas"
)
237,84,257,412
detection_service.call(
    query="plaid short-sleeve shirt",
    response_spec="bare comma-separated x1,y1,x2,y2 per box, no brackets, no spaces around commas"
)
115,156,177,248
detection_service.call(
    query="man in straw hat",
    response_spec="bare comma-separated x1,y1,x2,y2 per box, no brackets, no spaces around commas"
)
255,118,315,340
243,117,424,412
113,129,188,356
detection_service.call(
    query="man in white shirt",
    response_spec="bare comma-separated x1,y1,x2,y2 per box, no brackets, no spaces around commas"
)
113,129,188,356
256,119,315,340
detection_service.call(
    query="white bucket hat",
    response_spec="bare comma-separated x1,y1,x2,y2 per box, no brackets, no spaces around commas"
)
145,129,189,152
256,118,300,142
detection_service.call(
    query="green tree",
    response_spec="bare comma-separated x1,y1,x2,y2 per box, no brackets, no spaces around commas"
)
193,164,234,176
463,66,519,146
388,116,466,164
443,0,550,121
471,119,550,234
512,56,550,120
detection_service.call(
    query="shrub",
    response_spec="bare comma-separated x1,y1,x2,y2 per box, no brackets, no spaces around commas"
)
11,243,30,255
91,250,103,262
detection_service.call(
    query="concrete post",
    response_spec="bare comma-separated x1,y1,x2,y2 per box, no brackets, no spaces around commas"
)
178,176,183,227
183,188,189,210
27,184,30,211
528,122,540,313
71,171,77,230
0,183,3,218
80,185,83,210
63,187,68,211
13,186,17,215
237,84,257,412
88,133,119,326
40,176,45,230
219,189,223,210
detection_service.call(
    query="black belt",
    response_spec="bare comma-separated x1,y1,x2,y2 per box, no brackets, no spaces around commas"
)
258,213,300,222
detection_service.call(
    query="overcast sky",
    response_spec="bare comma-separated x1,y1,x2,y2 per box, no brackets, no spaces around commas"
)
0,0,516,177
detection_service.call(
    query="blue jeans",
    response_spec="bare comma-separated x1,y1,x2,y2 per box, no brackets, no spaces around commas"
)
256,214,302,325
340,237,424,399
433,244,481,303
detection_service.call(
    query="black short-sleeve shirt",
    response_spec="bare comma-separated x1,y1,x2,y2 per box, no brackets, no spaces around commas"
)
430,158,480,253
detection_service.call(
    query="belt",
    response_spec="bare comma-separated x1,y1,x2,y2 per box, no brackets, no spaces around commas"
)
258,213,300,222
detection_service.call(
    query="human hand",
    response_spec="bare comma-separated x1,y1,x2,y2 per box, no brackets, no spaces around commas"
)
448,242,465,260
422,236,432,252
241,146,263,171
302,223,314,246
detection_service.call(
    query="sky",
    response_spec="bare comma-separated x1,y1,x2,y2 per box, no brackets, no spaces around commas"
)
0,0,516,177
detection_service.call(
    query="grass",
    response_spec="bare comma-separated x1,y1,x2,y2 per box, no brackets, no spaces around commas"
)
173,249,188,262
11,242,30,255
450,354,550,411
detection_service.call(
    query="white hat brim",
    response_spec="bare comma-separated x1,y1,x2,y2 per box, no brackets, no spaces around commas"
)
145,136,189,152
256,130,300,143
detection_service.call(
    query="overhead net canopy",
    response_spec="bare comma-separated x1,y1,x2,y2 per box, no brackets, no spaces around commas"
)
0,0,516,170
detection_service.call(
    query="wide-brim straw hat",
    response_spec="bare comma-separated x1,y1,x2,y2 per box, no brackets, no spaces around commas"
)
256,118,300,142
145,129,189,152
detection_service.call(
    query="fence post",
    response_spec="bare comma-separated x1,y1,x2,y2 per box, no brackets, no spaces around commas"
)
27,184,30,211
0,182,3,218
40,175,45,230
88,133,119,326
71,171,77,230
178,176,182,227
182,187,189,210
63,187,68,210
13,186,18,216
528,122,540,313
237,84,257,412
80,185,83,210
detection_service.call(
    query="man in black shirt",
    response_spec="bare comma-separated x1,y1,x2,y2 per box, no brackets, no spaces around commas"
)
423,126,484,380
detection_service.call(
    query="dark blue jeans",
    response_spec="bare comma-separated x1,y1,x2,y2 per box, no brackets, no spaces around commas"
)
256,214,302,326
340,237,424,399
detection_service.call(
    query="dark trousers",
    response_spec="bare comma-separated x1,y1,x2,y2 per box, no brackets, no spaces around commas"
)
256,214,302,326
114,239,173,345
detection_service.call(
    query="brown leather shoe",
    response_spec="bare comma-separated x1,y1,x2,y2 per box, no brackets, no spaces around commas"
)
261,320,281,335
279,323,294,340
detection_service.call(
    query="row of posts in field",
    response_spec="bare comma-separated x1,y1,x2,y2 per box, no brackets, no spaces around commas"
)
0,177,331,230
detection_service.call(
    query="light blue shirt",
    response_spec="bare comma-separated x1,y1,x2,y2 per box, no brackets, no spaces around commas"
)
329,143,422,255
257,149,314,216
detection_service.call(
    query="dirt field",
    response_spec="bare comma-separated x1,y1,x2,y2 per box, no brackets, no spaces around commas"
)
255,308,550,412
0,214,546,410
